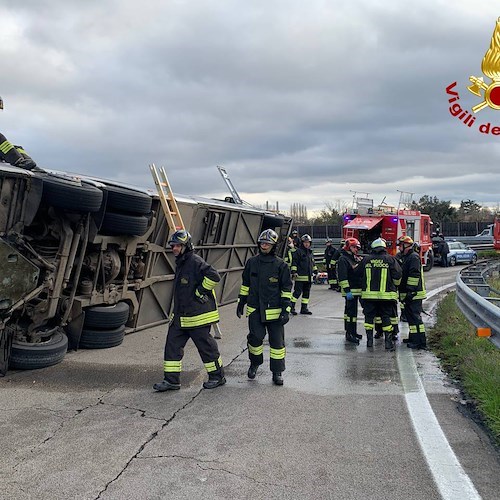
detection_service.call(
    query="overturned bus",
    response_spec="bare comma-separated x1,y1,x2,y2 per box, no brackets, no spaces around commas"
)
0,166,291,374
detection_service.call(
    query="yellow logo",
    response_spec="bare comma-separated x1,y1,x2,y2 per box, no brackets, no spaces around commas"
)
468,17,500,112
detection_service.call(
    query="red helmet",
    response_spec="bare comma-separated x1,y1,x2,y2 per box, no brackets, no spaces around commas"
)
344,237,361,251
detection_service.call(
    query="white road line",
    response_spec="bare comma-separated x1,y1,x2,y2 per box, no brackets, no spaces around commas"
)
396,283,482,500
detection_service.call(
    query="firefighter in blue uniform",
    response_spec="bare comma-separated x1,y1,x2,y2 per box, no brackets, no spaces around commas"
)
397,236,427,349
337,237,364,344
154,230,225,391
236,229,292,385
290,234,317,315
0,96,38,170
361,238,402,350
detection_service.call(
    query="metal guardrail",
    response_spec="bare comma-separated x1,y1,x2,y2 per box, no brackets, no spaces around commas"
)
455,260,500,348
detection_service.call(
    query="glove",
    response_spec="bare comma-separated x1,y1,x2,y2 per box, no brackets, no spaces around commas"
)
280,310,290,325
346,291,354,301
291,273,297,280
236,301,245,318
404,291,417,303
195,287,209,304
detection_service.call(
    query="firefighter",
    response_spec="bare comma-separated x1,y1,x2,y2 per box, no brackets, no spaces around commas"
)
324,239,340,290
290,234,317,315
397,236,427,349
361,238,402,350
337,237,365,344
236,229,292,385
0,96,38,170
284,236,296,268
153,230,225,391
291,229,301,248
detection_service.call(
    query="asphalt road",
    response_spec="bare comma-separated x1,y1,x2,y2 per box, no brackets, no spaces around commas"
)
1,266,499,500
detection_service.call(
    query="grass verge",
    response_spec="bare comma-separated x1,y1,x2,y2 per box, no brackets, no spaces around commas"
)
428,292,500,445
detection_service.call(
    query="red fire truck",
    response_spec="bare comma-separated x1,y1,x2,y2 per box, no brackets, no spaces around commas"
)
494,216,500,251
343,207,434,271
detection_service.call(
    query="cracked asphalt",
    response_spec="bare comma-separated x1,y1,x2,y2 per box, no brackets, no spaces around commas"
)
1,266,499,500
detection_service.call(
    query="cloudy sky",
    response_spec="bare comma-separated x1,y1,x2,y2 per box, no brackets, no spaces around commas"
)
2,0,500,215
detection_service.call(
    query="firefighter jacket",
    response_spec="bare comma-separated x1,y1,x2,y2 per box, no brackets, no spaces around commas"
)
361,248,402,301
398,250,426,301
0,133,34,167
173,249,220,328
284,246,296,267
324,245,339,269
238,253,293,322
291,245,317,282
337,249,364,296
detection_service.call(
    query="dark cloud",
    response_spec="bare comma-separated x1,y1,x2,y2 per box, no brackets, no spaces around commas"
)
1,0,500,211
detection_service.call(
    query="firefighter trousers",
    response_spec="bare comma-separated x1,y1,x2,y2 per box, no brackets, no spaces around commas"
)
363,300,395,338
292,280,311,306
163,318,223,385
403,299,426,346
327,266,338,287
247,312,285,373
344,295,362,336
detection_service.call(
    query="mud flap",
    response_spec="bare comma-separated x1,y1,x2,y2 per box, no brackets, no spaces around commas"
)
65,312,85,351
0,326,13,376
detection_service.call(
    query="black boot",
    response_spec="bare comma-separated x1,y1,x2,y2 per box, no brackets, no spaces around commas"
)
153,379,181,391
354,333,362,339
290,303,297,316
384,331,395,351
272,372,284,385
366,332,373,348
203,370,226,389
247,364,259,379
300,305,312,315
407,333,427,350
345,332,360,345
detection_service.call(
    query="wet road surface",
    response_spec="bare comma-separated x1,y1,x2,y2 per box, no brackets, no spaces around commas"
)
1,266,499,499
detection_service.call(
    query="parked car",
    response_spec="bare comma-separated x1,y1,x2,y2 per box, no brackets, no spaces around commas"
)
447,241,478,266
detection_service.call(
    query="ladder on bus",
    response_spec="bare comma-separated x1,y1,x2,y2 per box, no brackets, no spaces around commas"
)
149,164,222,339
149,164,185,232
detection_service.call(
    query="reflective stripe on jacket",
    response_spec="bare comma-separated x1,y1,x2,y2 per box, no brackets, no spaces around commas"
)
361,249,401,300
291,245,317,282
173,250,221,328
337,249,364,296
399,251,426,301
238,253,292,323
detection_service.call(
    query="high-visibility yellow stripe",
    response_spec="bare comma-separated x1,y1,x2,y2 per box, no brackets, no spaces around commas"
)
364,322,374,329
362,291,398,300
339,280,349,289
270,347,286,359
180,310,219,328
246,306,256,316
302,298,310,304
281,291,292,299
248,343,264,355
204,356,223,372
407,277,419,285
0,140,15,154
265,308,281,320
202,276,218,290
295,275,310,282
163,360,182,372
239,285,249,296
380,268,388,292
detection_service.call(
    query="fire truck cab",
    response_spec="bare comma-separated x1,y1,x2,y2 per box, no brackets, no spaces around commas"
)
342,202,434,271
